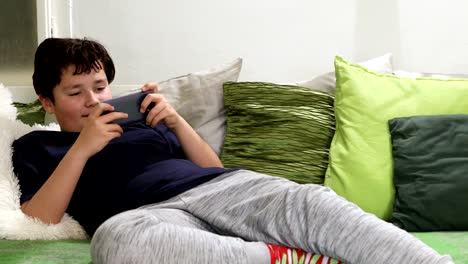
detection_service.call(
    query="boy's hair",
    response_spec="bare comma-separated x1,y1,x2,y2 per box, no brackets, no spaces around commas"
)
32,38,115,101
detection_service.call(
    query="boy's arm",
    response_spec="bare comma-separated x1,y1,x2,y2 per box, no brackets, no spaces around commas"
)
141,83,223,168
21,146,89,224
171,116,223,168
21,104,127,224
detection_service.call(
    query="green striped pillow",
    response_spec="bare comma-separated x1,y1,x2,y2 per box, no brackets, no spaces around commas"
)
221,82,335,184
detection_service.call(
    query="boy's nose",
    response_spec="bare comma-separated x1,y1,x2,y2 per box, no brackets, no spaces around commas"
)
85,92,100,107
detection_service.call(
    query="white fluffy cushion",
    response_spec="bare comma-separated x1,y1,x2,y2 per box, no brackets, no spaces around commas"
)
0,118,88,240
296,53,393,93
0,83,17,120
158,58,242,155
0,84,88,240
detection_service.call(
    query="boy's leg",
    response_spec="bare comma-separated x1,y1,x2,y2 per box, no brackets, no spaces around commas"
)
90,206,269,264
175,170,453,264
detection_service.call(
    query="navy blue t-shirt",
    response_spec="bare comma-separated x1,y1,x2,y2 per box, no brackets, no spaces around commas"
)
12,122,232,235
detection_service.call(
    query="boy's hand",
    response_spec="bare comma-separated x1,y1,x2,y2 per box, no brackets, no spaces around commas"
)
140,83,183,130
74,103,128,159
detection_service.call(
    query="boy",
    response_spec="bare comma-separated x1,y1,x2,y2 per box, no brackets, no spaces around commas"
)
12,38,453,264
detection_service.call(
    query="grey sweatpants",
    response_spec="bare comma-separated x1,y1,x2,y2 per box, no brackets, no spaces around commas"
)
91,170,453,264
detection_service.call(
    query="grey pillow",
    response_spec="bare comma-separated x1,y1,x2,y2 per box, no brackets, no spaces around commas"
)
158,58,242,156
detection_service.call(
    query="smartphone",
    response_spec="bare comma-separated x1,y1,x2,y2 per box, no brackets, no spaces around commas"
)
102,90,154,127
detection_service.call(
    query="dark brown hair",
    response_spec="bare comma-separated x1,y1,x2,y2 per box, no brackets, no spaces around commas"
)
32,38,115,101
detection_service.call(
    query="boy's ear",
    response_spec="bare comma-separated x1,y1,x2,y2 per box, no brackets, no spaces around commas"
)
39,95,55,114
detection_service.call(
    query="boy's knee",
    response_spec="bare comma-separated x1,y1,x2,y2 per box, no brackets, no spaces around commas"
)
90,209,164,263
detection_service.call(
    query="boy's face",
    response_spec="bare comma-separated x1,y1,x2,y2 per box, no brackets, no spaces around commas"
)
39,64,112,132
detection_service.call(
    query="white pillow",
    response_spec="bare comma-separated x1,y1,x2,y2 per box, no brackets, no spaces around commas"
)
296,53,393,93
158,58,242,155
0,83,17,120
0,89,87,240
393,70,468,79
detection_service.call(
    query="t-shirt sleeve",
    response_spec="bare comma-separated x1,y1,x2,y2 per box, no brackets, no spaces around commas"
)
12,139,44,204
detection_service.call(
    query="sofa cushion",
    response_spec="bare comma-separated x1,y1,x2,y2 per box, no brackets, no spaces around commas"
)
158,58,242,156
222,82,335,184
389,114,468,231
324,56,468,220
0,83,16,119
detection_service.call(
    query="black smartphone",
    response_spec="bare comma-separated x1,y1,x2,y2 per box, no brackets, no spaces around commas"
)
102,90,154,127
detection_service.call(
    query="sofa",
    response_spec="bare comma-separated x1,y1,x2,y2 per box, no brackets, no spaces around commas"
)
0,55,467,263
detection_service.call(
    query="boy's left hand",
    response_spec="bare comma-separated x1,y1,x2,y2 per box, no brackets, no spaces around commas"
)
140,82,182,129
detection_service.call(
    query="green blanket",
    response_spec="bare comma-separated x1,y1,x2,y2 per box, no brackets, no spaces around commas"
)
0,232,466,263
0,240,91,263
413,232,468,263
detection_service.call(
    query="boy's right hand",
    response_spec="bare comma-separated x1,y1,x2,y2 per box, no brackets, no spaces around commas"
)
73,103,128,159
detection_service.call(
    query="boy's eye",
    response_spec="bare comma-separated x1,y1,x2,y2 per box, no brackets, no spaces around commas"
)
96,87,106,92
69,92,80,96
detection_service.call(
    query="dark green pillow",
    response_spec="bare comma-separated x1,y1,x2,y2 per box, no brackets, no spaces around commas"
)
389,114,468,231
222,82,335,184
13,99,45,125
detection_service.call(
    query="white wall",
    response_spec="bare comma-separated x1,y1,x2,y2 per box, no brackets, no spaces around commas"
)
68,0,468,84
72,0,359,85
397,0,468,73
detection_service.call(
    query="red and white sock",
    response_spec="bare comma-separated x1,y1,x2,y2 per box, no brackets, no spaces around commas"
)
266,243,343,264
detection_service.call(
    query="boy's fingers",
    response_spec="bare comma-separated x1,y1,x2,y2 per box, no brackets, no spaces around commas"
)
148,104,170,127
108,124,124,134
140,93,162,113
89,103,114,118
146,102,164,123
108,131,124,141
100,112,128,124
141,82,159,93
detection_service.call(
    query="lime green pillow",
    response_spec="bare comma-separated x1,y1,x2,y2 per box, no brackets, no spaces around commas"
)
222,82,335,184
324,56,468,220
